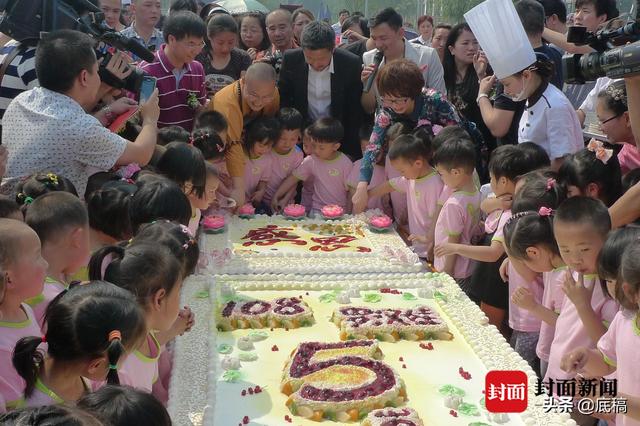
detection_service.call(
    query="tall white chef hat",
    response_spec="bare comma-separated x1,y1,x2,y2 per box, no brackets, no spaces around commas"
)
464,0,537,79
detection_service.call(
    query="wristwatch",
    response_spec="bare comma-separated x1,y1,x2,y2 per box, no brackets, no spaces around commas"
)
476,93,490,104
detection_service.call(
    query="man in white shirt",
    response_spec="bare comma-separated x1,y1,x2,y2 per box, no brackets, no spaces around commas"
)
0,30,160,198
361,8,445,114
279,21,363,159
332,9,350,36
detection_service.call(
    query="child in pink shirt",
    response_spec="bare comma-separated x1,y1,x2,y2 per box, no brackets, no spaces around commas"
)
12,281,145,408
242,117,279,212
368,134,442,259
90,243,193,394
264,108,304,207
0,220,47,410
432,138,481,290
272,118,352,215
561,229,640,426
23,193,90,327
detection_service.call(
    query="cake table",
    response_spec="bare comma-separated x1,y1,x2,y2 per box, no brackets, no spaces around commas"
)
168,215,576,426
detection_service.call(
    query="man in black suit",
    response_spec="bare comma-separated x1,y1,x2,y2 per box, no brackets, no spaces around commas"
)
278,21,364,159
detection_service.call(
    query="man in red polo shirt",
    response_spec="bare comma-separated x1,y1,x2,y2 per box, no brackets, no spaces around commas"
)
141,11,207,131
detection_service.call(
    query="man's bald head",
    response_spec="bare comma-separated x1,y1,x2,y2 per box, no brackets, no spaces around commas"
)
266,8,292,25
245,62,277,83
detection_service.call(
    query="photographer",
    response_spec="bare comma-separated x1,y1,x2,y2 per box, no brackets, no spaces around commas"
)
0,30,159,198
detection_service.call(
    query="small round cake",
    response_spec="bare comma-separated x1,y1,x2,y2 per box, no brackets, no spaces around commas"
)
283,204,306,220
202,215,226,234
321,204,344,220
238,203,256,219
369,215,393,232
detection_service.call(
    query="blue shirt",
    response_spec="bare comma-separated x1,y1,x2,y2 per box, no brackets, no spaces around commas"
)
119,24,164,62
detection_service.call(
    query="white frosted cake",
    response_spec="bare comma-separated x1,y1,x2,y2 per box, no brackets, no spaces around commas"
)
168,273,577,426
201,214,424,276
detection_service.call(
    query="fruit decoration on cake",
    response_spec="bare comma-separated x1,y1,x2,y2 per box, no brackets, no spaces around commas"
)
281,340,407,422
331,306,453,342
218,297,314,331
238,203,256,219
202,215,226,234
361,407,424,426
283,203,306,219
369,215,393,232
239,224,372,253
321,204,345,220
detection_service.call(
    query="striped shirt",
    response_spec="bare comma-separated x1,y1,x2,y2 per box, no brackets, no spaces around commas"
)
140,44,206,131
0,41,38,128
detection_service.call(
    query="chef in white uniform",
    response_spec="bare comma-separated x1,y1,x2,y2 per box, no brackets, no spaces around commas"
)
465,0,583,170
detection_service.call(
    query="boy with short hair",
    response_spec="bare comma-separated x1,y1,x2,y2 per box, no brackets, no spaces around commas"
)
141,11,207,131
433,138,482,292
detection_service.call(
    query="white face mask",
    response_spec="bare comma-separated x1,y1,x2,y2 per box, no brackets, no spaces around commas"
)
510,76,528,102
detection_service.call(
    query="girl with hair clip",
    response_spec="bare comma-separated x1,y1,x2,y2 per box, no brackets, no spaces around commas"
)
15,173,78,207
88,243,191,393
502,207,567,379
243,117,280,213
596,80,640,175
156,142,208,235
0,219,48,411
127,221,199,404
558,146,623,207
12,281,146,407
562,231,640,426
191,129,232,207
383,122,413,229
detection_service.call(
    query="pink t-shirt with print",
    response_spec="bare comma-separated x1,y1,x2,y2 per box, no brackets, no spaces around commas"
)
0,304,42,410
508,264,544,332
243,153,272,198
293,153,353,211
537,268,567,362
264,147,304,206
385,155,408,225
389,171,443,258
118,333,162,392
347,160,388,213
545,273,619,382
598,310,640,426
434,190,481,279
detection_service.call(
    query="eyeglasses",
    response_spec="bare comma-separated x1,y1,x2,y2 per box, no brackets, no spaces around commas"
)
382,96,410,107
599,114,621,125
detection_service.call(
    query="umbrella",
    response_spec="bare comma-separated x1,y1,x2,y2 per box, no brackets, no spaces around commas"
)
215,0,270,14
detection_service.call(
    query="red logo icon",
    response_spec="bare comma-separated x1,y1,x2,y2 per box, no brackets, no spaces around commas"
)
485,370,528,413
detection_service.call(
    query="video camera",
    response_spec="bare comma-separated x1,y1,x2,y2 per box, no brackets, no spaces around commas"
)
563,0,640,84
0,0,155,93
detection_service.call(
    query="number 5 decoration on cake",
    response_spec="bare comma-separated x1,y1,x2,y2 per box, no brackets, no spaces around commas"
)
217,297,314,330
331,306,453,342
281,340,408,422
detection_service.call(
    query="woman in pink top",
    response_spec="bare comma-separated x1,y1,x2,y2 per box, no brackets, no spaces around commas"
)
89,243,192,393
12,282,145,408
596,80,640,175
562,234,640,426
0,220,47,410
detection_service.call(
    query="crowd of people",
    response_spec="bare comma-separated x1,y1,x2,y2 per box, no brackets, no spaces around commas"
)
1,0,640,425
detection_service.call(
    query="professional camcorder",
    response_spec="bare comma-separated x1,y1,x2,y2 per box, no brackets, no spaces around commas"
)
0,0,155,93
563,0,640,84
